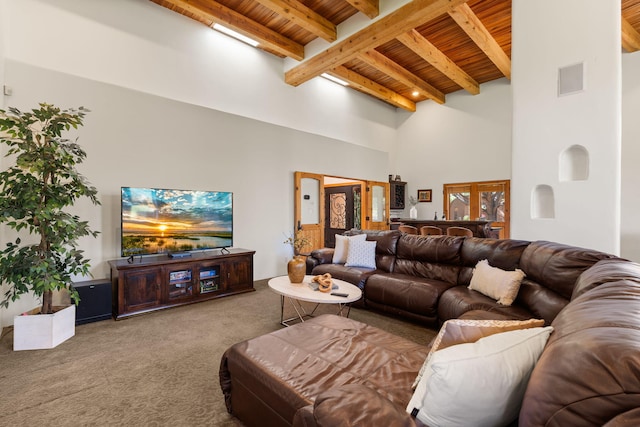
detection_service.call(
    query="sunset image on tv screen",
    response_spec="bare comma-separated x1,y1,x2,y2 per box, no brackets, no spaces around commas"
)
121,187,233,256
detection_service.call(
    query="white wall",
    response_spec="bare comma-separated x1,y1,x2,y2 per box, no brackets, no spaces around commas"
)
4,0,397,152
511,0,621,254
0,61,390,326
394,79,513,220
621,51,640,261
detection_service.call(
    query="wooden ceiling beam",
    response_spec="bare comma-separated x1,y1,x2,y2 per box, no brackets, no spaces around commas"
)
358,50,445,104
448,3,511,79
329,66,416,111
285,0,470,86
165,0,304,60
397,29,479,95
344,0,379,19
622,16,640,52
255,0,337,42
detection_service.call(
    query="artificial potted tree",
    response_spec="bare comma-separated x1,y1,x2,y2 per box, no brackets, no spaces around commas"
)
0,103,100,350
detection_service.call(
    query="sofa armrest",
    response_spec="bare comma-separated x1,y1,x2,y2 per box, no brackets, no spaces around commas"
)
292,405,316,427
218,349,233,413
306,248,335,274
603,408,640,427
303,384,419,427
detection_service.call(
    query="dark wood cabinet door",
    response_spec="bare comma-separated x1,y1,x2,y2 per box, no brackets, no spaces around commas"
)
197,261,222,295
122,267,162,313
225,256,253,291
390,181,406,210
164,263,195,303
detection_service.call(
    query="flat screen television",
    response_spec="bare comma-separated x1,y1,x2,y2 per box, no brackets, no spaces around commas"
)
121,187,233,257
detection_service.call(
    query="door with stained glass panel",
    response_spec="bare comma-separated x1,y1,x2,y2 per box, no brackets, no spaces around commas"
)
324,185,361,248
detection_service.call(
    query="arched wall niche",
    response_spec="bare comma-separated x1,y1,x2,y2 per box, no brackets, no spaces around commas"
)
559,144,589,181
531,184,555,219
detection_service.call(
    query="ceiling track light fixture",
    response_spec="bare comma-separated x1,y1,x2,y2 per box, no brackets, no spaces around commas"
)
321,73,349,86
212,23,259,47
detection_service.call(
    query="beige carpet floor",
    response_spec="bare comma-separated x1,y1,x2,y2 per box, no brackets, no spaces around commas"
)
0,279,435,426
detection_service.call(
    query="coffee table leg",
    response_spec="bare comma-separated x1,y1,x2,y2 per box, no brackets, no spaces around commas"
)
279,295,285,325
278,296,353,326
336,303,352,317
280,296,314,327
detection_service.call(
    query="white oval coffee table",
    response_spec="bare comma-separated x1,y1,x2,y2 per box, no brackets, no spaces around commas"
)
268,275,362,326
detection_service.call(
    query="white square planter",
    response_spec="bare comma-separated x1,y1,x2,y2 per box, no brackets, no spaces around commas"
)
13,304,76,351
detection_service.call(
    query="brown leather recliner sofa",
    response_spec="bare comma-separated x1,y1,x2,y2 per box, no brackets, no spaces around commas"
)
220,230,640,426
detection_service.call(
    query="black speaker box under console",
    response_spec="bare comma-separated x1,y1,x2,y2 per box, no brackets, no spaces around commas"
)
72,279,112,325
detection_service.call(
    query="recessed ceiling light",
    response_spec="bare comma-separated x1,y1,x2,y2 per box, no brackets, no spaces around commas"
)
321,73,349,86
212,23,259,47
412,91,420,97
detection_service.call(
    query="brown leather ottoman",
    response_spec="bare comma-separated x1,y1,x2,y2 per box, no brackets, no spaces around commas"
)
219,314,428,427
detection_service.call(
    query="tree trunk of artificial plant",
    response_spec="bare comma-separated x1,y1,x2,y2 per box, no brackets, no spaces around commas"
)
42,290,53,314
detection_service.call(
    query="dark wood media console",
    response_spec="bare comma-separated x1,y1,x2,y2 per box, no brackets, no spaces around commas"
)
109,248,255,319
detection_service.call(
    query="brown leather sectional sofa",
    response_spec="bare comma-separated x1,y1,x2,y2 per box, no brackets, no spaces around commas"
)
220,230,640,426
306,230,613,326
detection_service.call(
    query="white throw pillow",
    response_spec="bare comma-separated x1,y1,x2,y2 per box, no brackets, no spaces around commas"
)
332,234,367,264
411,318,545,389
468,259,526,306
344,239,376,269
407,326,553,427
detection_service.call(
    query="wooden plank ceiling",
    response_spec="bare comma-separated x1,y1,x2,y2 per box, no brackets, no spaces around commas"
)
153,0,640,112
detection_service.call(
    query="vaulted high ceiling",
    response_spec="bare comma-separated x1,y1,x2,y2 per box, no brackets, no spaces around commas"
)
152,0,640,112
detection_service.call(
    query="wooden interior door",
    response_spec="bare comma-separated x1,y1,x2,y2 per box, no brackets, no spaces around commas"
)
294,172,325,252
363,181,390,230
